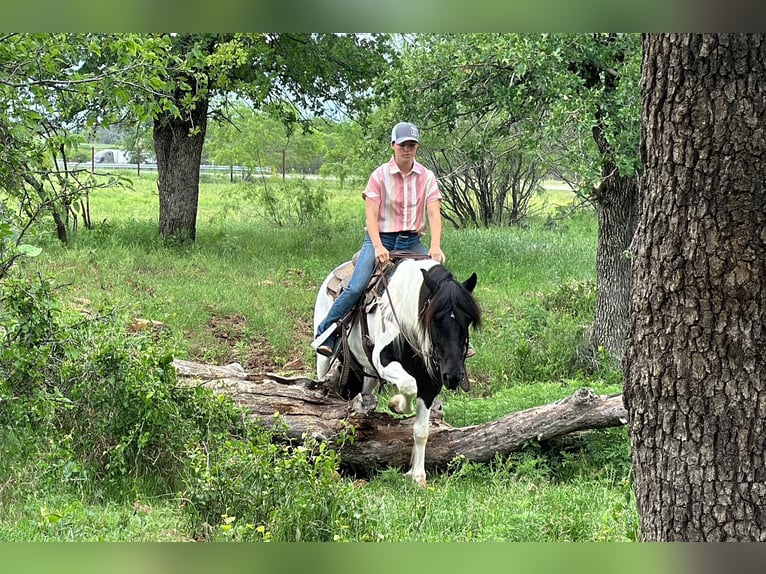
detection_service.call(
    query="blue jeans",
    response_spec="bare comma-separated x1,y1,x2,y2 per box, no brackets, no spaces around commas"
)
316,231,428,338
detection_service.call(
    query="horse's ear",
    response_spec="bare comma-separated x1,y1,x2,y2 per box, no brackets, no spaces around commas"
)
463,272,477,293
421,268,440,293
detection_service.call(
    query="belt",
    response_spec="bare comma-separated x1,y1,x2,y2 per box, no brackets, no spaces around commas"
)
382,230,418,239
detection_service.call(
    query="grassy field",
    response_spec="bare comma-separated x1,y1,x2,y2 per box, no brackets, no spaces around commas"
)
0,173,636,541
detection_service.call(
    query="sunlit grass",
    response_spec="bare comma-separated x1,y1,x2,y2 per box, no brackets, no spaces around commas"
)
0,493,191,542
354,458,635,542
3,174,636,541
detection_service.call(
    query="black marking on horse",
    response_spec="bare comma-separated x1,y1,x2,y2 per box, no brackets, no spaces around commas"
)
380,340,442,409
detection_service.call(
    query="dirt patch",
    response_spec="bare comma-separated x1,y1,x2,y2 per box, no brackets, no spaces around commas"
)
206,313,248,342
238,334,280,377
199,312,311,380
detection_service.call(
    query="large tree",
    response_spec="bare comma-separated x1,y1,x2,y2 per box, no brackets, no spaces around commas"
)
136,33,391,242
564,33,640,364
624,33,766,541
386,33,641,363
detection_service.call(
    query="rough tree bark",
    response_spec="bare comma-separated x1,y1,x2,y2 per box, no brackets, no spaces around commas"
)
154,96,208,242
575,34,640,364
173,359,628,475
624,33,766,541
589,170,637,363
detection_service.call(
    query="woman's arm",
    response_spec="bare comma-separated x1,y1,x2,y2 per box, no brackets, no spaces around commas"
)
426,200,444,263
365,196,390,264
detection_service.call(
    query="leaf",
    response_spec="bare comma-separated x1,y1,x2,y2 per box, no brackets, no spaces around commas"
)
18,244,42,257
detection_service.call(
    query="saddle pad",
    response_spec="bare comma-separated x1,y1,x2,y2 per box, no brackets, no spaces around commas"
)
324,260,388,314
326,260,355,299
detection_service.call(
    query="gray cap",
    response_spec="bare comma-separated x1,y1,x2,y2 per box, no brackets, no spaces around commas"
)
391,122,420,145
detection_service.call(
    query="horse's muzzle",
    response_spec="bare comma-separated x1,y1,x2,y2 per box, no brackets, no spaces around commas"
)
442,371,469,392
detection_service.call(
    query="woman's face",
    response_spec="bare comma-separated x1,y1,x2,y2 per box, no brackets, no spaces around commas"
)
392,140,418,164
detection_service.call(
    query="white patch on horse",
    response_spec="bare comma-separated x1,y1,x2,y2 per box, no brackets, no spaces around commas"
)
373,259,439,381
404,397,431,487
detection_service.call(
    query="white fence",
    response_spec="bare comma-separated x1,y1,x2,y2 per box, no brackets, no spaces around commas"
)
67,163,278,183
70,162,272,176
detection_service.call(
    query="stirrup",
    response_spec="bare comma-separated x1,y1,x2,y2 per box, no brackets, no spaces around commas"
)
311,322,338,351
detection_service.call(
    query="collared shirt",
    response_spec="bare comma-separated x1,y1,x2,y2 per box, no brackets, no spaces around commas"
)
363,157,442,235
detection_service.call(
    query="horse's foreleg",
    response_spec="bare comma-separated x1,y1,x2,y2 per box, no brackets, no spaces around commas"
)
316,354,331,380
359,376,379,413
383,364,417,415
405,398,430,487
373,352,417,415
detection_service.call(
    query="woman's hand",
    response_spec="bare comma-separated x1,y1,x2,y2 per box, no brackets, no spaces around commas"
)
429,247,445,264
374,244,390,265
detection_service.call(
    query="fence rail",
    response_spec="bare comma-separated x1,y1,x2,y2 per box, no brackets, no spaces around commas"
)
69,163,272,178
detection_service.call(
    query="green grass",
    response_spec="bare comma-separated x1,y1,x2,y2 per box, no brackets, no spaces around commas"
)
356,462,636,541
2,173,636,541
0,494,192,542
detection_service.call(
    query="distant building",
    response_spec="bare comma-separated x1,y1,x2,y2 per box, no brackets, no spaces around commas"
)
94,149,128,164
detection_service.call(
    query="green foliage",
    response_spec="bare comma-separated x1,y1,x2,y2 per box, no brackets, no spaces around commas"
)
58,324,217,488
317,121,370,188
0,34,169,246
484,280,597,385
0,274,369,541
243,177,330,227
0,271,248,496
381,33,641,211
181,429,371,542
0,276,61,399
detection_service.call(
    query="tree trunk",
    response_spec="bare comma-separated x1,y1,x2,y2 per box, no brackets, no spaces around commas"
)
589,173,637,362
22,173,69,244
624,33,766,541
154,97,208,242
173,359,628,475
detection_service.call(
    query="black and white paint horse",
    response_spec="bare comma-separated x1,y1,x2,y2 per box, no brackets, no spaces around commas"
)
314,257,481,486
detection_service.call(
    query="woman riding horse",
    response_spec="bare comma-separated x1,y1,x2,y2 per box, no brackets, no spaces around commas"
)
314,257,481,486
312,121,445,357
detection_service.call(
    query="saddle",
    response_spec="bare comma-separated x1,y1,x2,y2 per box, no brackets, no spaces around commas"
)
325,250,428,312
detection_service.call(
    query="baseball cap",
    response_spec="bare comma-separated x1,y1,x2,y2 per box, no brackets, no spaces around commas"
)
391,122,420,145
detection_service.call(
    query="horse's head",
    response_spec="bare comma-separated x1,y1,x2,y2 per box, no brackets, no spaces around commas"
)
421,267,482,391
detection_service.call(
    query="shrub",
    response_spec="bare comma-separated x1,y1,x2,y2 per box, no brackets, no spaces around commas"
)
485,280,598,386
0,272,371,541
0,273,249,494
0,276,61,399
181,426,371,542
246,177,330,226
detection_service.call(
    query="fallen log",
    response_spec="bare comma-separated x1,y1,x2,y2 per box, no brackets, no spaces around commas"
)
173,359,628,474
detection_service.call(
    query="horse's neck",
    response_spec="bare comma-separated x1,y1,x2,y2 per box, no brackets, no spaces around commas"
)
385,260,433,332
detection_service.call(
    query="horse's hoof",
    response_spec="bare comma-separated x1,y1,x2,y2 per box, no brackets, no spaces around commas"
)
388,394,407,414
361,393,378,413
406,470,427,488
319,359,343,396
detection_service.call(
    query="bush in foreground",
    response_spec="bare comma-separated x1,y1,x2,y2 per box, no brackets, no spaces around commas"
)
0,274,369,541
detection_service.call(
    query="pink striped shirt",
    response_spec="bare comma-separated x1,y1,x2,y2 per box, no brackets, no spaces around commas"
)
363,157,442,235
